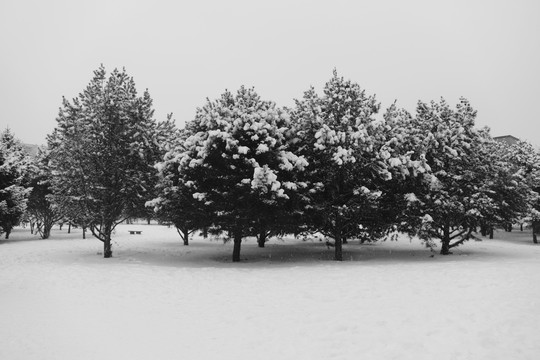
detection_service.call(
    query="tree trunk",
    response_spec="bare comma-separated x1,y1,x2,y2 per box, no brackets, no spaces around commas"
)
183,228,189,246
521,223,524,232
30,221,34,235
334,230,343,261
232,230,242,262
489,227,494,239
440,224,451,255
176,226,190,245
104,238,112,258
42,224,51,239
257,224,267,248
534,233,538,244
533,221,538,244
82,226,86,239
257,233,266,248
102,222,113,258
480,225,487,237
68,222,71,234
440,239,450,255
5,229,10,240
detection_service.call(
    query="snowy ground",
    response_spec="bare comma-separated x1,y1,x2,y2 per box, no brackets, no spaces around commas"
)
1,225,539,360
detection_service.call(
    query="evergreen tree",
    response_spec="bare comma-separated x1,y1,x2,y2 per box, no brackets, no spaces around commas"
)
375,103,432,240
169,86,307,261
496,140,540,243
147,128,210,245
0,129,32,239
48,66,164,257
481,139,532,235
398,98,526,254
290,71,418,260
26,148,65,239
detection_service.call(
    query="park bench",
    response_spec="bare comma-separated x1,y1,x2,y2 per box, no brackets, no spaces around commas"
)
129,230,142,235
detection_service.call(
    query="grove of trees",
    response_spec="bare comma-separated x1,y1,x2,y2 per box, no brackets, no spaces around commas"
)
4,67,540,261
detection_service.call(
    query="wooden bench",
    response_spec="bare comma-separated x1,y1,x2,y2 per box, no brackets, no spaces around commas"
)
129,230,142,235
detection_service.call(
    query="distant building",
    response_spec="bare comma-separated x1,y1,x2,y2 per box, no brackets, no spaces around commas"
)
493,135,520,146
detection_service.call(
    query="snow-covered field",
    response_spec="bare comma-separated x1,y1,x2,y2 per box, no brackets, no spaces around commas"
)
1,225,539,360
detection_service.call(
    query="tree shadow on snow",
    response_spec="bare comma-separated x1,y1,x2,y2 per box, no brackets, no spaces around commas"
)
102,237,516,269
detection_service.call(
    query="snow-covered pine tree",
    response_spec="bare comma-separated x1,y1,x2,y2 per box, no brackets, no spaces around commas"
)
128,114,178,225
478,138,532,236
26,148,65,239
48,66,164,257
291,71,412,260
170,86,307,261
496,139,540,243
0,128,32,239
400,98,517,254
146,127,210,246
374,102,432,239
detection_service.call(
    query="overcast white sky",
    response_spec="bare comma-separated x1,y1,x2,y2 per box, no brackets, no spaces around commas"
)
1,0,539,145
